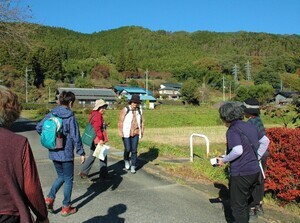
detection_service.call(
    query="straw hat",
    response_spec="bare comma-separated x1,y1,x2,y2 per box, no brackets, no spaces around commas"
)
93,99,108,110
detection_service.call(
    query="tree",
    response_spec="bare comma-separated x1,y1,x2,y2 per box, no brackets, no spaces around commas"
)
253,68,281,89
180,78,200,105
0,0,33,55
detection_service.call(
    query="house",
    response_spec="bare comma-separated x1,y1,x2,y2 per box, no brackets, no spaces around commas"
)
275,91,300,105
159,83,182,100
56,87,117,107
114,86,157,109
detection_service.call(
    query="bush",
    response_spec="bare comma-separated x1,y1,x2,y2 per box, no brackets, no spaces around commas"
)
265,128,300,203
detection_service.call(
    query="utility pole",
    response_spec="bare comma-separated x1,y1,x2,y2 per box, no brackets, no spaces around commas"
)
245,61,251,80
145,69,148,96
222,75,225,101
25,67,32,103
233,64,238,82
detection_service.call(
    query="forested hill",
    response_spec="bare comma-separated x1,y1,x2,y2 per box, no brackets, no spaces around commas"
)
31,25,300,72
1,24,300,101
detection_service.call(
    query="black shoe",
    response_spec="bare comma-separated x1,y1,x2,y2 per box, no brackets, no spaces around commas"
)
249,208,258,219
255,204,264,216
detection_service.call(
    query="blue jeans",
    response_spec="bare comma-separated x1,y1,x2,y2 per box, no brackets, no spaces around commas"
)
122,135,139,166
48,160,74,207
81,144,108,178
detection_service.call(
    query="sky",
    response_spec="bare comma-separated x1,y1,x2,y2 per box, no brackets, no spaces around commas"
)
21,0,300,35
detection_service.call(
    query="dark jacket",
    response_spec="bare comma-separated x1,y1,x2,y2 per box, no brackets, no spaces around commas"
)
0,127,48,223
36,105,85,161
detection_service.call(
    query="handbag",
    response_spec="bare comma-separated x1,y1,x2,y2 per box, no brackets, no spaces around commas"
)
93,143,109,161
81,115,96,147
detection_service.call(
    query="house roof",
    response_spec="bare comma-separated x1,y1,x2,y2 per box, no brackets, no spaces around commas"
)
160,83,182,89
57,88,117,101
119,87,153,96
275,91,300,98
125,94,157,102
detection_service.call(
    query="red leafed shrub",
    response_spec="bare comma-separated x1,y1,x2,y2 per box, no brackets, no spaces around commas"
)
265,128,300,203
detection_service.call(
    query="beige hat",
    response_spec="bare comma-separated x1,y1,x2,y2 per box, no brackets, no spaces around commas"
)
93,99,108,110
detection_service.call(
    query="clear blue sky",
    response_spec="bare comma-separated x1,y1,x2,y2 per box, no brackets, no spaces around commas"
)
22,0,300,35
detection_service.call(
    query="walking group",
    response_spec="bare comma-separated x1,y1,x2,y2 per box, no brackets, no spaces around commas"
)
0,84,269,223
0,86,144,222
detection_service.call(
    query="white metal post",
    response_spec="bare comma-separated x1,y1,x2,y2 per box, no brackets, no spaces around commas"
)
190,133,210,162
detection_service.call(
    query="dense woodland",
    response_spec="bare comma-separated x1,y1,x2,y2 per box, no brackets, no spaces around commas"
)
0,23,300,103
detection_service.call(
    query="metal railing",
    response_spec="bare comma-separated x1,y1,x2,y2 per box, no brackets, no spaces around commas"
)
189,133,210,162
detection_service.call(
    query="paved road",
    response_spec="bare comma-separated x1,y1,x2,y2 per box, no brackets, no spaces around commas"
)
11,118,299,223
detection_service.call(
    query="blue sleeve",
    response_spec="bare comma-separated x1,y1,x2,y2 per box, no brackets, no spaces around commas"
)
69,116,85,156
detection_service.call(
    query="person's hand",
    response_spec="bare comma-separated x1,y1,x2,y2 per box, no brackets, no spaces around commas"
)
118,131,123,137
35,217,49,223
216,157,224,166
99,140,104,145
80,155,85,164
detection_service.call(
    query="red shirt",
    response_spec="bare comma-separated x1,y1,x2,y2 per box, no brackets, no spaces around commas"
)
0,127,48,223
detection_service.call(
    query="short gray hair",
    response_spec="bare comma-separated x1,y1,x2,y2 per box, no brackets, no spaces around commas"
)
219,101,244,123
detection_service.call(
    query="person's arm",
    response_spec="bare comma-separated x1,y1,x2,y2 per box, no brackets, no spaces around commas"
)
93,113,104,142
221,145,243,163
69,116,85,158
22,140,49,222
118,108,126,137
257,135,270,160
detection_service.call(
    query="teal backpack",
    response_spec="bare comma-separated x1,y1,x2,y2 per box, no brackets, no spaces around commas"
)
40,115,63,150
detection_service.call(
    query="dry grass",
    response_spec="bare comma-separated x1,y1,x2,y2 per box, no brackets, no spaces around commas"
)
142,126,227,147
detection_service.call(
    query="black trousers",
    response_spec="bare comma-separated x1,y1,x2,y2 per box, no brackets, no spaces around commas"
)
249,153,268,208
230,172,259,223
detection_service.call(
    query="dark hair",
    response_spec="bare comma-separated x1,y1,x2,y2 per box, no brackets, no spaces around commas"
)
59,91,75,106
219,101,244,123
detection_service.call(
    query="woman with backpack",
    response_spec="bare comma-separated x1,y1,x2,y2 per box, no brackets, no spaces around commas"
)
118,94,144,174
80,99,110,180
36,91,86,217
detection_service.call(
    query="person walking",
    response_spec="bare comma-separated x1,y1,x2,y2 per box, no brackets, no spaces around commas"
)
0,85,49,223
217,101,269,223
36,91,85,217
118,94,144,174
243,98,269,217
80,99,109,180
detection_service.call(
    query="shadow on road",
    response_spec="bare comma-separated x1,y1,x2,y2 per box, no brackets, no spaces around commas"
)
136,146,159,171
209,182,234,223
82,203,126,223
10,118,37,132
71,160,127,210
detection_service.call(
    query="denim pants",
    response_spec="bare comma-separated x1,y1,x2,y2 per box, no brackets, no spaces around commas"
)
81,143,108,178
48,160,74,207
122,135,139,167
230,172,259,223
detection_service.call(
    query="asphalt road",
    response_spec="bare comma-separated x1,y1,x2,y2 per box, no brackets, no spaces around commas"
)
11,118,299,223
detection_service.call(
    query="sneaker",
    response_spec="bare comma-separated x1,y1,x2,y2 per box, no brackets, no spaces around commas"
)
79,172,89,179
124,160,130,170
249,207,258,220
61,205,77,217
130,166,136,174
45,197,54,213
255,204,264,216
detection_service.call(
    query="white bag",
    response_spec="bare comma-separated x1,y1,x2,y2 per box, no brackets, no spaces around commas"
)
93,144,109,161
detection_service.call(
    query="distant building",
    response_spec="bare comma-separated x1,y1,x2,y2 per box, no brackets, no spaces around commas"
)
114,86,157,109
56,87,117,107
159,83,182,100
275,91,300,105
